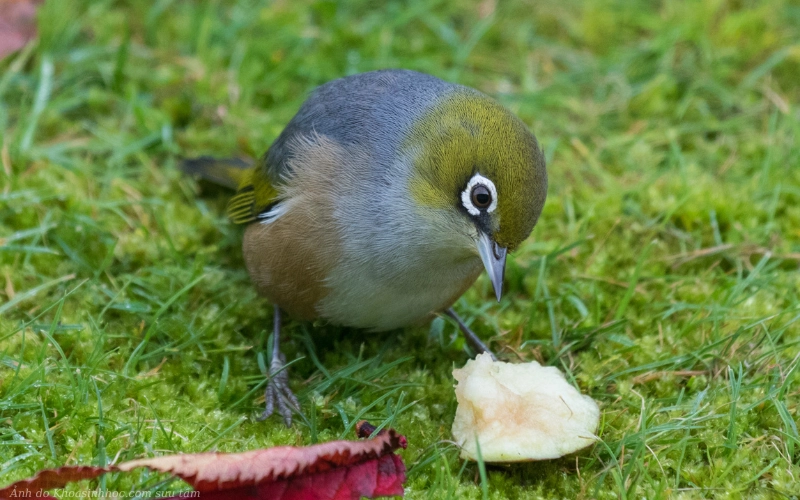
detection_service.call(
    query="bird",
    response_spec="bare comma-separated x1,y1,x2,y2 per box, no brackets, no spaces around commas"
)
182,69,548,427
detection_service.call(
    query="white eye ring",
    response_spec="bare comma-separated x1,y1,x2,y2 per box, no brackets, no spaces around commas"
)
461,174,497,216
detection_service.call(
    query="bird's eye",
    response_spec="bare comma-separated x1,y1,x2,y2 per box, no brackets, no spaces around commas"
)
461,174,497,216
471,185,492,209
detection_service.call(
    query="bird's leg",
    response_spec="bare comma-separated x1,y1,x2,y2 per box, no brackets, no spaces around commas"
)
258,305,300,426
445,308,498,361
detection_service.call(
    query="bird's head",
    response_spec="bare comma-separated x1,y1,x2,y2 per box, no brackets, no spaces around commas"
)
402,89,548,301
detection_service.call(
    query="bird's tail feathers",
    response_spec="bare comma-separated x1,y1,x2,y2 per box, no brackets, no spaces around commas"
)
179,156,254,190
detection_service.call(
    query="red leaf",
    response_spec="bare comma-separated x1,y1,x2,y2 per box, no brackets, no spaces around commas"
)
0,466,107,494
192,455,406,500
0,0,42,60
0,423,407,500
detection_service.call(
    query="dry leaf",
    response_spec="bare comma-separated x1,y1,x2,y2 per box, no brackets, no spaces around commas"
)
0,0,42,59
0,422,407,500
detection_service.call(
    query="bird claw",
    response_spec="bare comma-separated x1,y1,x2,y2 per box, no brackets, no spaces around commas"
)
257,352,299,427
445,308,498,361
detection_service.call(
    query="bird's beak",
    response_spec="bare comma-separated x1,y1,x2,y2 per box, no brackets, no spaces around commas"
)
477,232,507,302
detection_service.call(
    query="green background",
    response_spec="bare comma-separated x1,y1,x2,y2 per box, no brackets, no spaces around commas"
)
1,0,799,498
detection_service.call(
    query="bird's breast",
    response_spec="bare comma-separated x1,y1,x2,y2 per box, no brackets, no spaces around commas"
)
244,212,483,330
319,252,484,331
241,131,484,330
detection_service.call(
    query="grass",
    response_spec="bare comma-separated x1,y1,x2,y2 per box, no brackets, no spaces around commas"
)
1,0,799,498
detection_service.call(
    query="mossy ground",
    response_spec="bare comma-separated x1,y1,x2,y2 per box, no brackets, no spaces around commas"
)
2,0,799,498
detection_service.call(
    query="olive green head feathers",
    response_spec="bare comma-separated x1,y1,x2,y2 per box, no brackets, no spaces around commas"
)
403,90,547,252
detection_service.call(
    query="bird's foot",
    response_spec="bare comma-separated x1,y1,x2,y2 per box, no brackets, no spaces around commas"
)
445,308,498,361
257,352,300,426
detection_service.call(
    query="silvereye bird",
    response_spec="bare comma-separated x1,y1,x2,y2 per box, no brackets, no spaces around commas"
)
183,69,548,426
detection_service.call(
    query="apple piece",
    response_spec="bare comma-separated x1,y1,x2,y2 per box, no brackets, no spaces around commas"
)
452,353,600,462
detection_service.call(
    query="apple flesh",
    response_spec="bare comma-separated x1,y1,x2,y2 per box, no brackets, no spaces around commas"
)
452,353,600,462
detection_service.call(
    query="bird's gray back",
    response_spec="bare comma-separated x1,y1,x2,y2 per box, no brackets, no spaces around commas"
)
263,69,465,180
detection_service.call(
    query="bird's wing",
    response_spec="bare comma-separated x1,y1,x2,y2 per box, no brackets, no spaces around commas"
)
227,165,280,224
179,156,278,225
231,69,457,224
